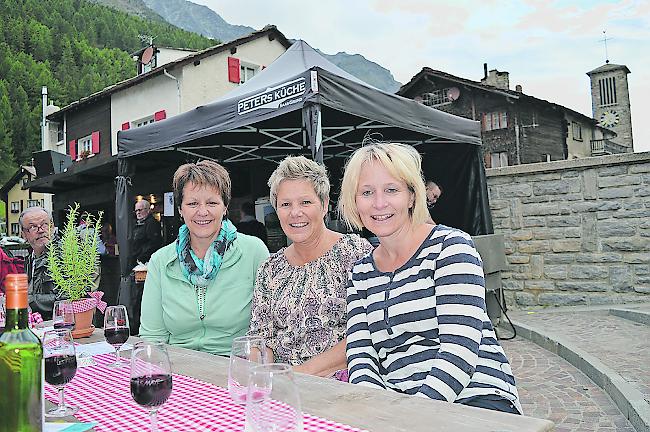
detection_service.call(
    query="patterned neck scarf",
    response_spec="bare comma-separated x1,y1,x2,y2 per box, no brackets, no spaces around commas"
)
176,220,237,321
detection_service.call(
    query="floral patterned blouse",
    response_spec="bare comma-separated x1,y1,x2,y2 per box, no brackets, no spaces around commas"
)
248,234,373,365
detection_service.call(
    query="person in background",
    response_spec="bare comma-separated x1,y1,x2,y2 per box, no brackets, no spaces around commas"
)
100,223,118,256
248,156,373,378
426,180,443,209
131,199,162,266
139,160,269,355
339,142,522,414
0,246,24,294
20,207,57,319
236,201,267,245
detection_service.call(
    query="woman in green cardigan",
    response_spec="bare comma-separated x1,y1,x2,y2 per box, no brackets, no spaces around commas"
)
139,160,269,355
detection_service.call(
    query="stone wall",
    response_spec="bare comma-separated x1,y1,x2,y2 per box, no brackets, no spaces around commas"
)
487,151,650,308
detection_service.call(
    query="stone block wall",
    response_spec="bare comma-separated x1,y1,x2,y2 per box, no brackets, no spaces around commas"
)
486,151,650,308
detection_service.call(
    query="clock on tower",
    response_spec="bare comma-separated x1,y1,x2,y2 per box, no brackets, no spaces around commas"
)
599,110,620,128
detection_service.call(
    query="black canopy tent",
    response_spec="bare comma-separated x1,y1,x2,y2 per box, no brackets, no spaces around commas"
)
115,40,493,286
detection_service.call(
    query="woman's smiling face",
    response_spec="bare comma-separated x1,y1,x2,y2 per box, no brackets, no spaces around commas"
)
275,178,328,246
179,182,226,242
355,161,414,239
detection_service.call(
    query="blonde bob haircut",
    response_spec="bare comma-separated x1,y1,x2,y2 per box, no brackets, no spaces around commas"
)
268,155,330,209
338,142,429,230
173,160,232,209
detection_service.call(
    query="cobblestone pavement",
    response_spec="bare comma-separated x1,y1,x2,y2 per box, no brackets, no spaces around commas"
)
500,336,636,432
511,309,650,403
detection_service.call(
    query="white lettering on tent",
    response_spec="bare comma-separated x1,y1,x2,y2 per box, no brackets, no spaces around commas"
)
238,78,307,115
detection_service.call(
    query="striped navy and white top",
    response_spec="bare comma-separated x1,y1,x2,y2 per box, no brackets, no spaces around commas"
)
346,225,522,412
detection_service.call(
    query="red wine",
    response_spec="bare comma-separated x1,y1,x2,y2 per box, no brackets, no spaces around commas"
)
104,327,130,346
131,374,172,407
45,354,77,387
54,322,75,331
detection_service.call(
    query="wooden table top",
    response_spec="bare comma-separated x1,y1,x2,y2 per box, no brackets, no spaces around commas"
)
49,330,554,432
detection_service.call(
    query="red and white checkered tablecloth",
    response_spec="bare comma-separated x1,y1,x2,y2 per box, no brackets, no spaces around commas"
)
45,353,367,432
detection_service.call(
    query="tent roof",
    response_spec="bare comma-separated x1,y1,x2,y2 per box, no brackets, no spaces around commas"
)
118,41,481,160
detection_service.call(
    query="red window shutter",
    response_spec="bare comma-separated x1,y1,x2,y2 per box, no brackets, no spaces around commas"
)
228,57,240,83
91,131,100,154
69,139,77,160
154,110,166,121
121,122,130,130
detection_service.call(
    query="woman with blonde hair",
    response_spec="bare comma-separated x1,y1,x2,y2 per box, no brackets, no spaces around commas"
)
140,160,269,355
248,155,372,378
339,142,522,414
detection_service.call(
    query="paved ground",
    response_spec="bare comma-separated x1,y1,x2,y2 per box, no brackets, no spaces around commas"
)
500,335,636,432
511,308,650,404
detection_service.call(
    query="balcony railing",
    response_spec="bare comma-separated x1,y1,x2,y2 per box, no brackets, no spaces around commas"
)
590,139,628,156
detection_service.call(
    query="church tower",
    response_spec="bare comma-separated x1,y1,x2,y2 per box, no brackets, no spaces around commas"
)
587,63,633,150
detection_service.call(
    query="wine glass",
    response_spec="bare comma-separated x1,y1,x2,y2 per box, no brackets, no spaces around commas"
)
104,305,130,368
43,329,78,417
53,300,75,331
228,335,269,404
130,341,173,432
245,363,303,432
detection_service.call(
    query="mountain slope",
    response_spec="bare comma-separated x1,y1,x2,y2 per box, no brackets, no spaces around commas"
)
142,0,401,92
88,0,165,22
143,0,255,42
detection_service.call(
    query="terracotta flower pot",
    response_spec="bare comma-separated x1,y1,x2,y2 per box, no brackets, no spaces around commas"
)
72,305,96,338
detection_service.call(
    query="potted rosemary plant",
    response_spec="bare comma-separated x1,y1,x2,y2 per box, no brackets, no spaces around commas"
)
47,203,106,337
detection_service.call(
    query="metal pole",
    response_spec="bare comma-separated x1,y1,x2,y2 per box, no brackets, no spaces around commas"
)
41,86,47,151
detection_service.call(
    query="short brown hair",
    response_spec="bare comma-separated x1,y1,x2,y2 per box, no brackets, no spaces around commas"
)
172,160,232,208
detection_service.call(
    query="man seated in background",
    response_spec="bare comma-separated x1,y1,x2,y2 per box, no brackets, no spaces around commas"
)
20,207,57,319
131,199,162,266
236,201,267,245
425,180,443,225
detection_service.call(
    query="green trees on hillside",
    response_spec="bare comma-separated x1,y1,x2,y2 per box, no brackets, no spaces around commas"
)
0,0,215,183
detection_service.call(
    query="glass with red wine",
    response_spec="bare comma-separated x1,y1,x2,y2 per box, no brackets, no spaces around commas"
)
53,300,75,331
130,341,173,432
43,328,78,417
104,305,130,368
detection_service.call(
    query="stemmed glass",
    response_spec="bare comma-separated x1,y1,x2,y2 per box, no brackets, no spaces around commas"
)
228,336,269,404
53,300,75,331
130,341,173,432
104,305,130,368
245,363,303,432
43,329,78,417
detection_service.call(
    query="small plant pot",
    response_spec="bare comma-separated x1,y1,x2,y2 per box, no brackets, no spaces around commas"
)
72,306,96,338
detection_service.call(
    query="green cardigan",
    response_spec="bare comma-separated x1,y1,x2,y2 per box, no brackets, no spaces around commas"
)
139,233,269,355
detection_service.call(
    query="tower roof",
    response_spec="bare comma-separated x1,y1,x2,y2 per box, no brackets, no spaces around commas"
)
587,63,631,76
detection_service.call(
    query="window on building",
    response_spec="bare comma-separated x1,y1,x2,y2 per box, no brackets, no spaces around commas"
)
27,199,41,208
482,112,508,131
571,122,582,141
22,178,29,187
598,77,617,106
421,88,454,107
490,152,509,168
10,201,20,213
240,63,259,84
11,223,20,235
77,135,92,158
134,116,155,128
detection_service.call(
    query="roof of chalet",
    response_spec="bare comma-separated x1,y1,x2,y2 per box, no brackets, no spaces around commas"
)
47,25,291,121
0,166,36,196
398,67,612,132
587,63,631,75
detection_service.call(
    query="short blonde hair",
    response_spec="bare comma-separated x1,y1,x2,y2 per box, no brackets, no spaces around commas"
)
338,142,429,230
268,156,330,209
173,160,231,208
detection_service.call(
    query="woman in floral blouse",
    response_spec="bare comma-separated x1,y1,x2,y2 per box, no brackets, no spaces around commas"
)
248,156,373,378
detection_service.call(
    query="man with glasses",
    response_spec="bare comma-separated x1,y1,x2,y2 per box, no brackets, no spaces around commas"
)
131,200,162,268
20,207,57,319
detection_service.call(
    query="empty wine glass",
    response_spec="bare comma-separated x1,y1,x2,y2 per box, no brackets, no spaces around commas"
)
245,363,303,432
43,329,78,417
130,341,173,432
104,305,130,368
228,335,269,404
53,300,75,331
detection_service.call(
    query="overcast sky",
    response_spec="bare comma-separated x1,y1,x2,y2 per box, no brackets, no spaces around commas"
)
194,0,649,152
